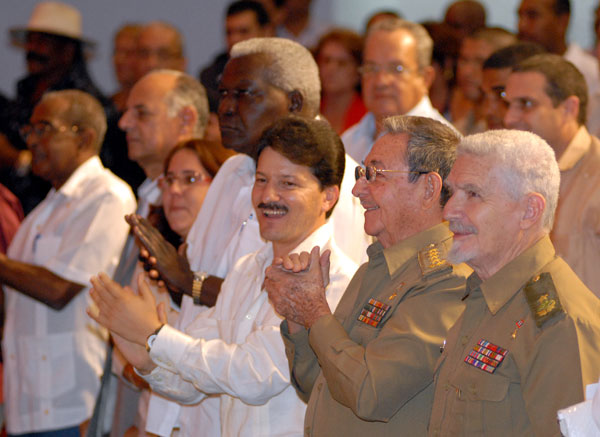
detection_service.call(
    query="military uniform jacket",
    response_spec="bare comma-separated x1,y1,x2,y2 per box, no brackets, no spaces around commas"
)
281,223,470,436
428,236,600,437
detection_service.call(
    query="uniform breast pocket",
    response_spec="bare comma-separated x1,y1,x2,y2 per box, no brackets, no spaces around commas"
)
19,332,76,399
459,371,512,436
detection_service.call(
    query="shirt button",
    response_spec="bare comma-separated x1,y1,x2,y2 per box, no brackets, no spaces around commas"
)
41,355,47,361
245,314,252,320
317,382,323,391
44,409,49,415
461,335,469,345
305,426,311,435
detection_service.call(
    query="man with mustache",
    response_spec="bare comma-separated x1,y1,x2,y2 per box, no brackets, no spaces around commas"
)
264,116,470,435
88,116,357,436
127,36,369,436
428,129,600,436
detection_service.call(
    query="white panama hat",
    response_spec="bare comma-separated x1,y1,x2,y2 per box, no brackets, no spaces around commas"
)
10,1,95,48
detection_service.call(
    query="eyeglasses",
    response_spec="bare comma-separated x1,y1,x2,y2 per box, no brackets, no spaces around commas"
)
20,121,80,142
357,63,414,76
159,171,211,189
355,165,425,183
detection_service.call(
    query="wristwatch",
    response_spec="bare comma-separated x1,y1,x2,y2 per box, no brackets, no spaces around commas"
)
145,324,165,352
192,271,208,305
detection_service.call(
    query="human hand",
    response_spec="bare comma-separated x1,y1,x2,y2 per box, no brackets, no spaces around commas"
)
265,246,332,328
273,247,331,288
126,214,194,295
88,272,163,345
112,332,157,375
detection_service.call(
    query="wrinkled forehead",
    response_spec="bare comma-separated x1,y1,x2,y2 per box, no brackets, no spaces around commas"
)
366,133,409,168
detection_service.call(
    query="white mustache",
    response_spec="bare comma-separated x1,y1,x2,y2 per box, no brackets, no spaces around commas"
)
449,221,477,235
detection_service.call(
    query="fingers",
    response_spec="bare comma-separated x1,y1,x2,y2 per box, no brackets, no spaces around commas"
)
157,302,168,324
137,273,157,305
281,251,311,272
320,249,331,287
177,242,188,257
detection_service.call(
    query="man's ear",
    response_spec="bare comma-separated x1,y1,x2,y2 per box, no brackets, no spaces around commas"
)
322,185,340,216
289,90,304,114
178,106,197,136
77,127,96,153
520,192,546,230
560,95,580,123
421,65,436,90
421,172,443,210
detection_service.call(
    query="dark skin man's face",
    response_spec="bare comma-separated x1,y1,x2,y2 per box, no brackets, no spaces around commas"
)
218,54,291,159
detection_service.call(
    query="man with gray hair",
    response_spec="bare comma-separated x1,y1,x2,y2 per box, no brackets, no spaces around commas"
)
342,18,454,164
264,115,470,435
0,89,135,435
428,129,600,436
127,37,368,436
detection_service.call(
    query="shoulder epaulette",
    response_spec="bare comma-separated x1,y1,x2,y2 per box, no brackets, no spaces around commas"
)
418,241,451,276
523,272,564,328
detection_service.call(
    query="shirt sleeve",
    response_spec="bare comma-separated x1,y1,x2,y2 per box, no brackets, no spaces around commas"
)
308,273,466,422
148,310,292,406
281,321,320,402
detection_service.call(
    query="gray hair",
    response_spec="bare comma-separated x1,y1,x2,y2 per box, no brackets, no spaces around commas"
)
41,89,107,153
230,37,321,116
382,115,462,206
147,69,209,137
459,129,560,231
367,18,433,71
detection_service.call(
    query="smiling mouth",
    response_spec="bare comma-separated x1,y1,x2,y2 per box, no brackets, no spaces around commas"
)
258,202,288,217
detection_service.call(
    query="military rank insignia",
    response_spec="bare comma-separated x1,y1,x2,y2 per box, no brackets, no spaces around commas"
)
418,242,450,276
464,339,508,374
357,298,390,328
523,272,564,328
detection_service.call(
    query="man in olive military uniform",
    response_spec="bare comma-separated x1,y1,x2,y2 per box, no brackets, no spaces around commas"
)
428,129,600,436
264,116,471,436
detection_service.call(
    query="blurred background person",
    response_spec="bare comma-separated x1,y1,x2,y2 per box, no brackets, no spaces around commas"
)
111,23,142,113
0,1,117,215
443,0,486,39
136,21,186,77
314,28,366,134
480,41,546,129
449,27,516,134
277,0,328,48
101,22,146,195
199,1,271,116
421,21,461,116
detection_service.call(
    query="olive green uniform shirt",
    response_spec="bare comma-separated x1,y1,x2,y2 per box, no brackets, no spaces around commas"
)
282,223,470,436
428,236,600,436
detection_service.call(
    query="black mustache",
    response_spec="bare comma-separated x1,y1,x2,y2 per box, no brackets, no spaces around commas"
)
26,51,51,64
257,203,288,212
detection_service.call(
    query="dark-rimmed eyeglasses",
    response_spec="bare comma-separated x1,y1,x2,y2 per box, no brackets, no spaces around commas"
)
20,121,80,142
355,165,426,183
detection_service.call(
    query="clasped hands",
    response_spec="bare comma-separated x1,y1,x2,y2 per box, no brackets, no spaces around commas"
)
264,246,333,330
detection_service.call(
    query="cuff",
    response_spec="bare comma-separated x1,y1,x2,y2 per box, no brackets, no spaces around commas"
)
149,324,195,373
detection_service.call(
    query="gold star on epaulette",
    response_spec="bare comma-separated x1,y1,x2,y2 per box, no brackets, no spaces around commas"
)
418,242,450,276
